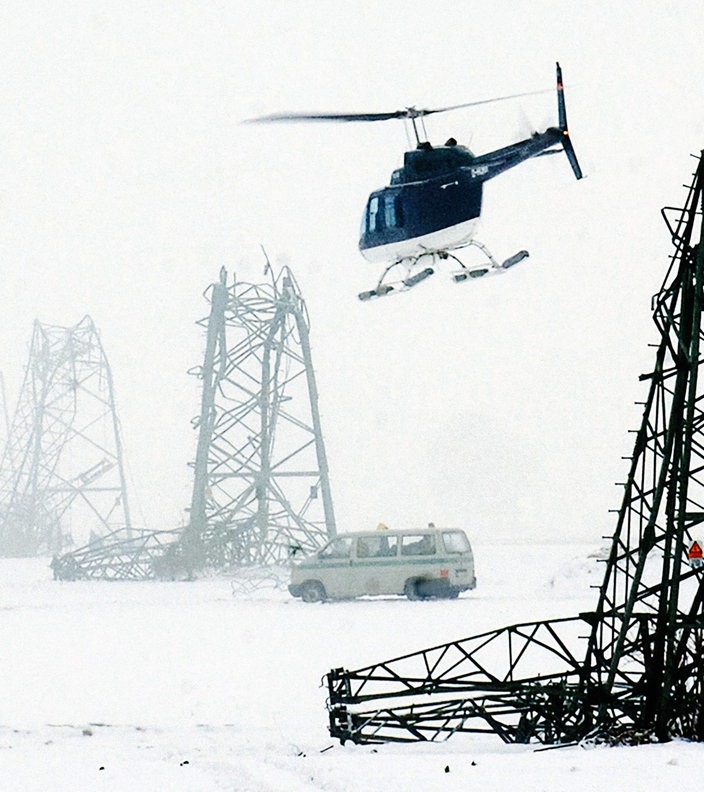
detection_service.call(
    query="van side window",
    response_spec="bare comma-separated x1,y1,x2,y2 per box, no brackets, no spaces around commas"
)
400,533,436,556
357,535,398,558
319,537,353,559
443,531,470,554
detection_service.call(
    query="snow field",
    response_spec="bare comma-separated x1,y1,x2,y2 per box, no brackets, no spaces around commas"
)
5,542,703,791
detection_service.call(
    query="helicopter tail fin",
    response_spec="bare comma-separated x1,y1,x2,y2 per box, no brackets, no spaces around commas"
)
556,62,583,180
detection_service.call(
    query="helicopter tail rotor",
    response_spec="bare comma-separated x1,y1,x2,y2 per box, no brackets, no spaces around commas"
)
556,62,583,180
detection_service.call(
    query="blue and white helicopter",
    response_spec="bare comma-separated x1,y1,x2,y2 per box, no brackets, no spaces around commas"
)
247,62,582,300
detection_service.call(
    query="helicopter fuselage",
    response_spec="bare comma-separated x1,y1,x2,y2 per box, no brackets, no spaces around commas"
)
359,126,567,263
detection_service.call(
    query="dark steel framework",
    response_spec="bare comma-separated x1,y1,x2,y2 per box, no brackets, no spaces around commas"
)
0,316,132,556
326,153,704,746
52,264,336,580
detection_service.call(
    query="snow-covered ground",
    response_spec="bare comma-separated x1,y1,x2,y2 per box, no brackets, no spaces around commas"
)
3,541,703,791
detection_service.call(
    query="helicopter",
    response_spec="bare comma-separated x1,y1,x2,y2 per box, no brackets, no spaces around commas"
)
245,62,582,300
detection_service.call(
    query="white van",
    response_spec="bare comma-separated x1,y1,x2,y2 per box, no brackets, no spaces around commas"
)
289,527,475,602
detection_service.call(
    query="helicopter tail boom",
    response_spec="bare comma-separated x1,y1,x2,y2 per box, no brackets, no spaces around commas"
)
556,61,583,180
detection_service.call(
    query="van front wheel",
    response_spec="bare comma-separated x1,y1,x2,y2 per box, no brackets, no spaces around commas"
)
301,580,327,603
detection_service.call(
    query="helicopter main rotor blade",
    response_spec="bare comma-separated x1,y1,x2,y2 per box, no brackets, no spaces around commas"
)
243,88,553,125
243,110,407,123
422,88,552,117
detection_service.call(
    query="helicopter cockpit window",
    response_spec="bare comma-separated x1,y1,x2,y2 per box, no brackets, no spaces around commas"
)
367,196,380,232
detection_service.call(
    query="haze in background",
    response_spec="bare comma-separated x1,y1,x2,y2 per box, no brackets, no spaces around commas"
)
1,0,703,543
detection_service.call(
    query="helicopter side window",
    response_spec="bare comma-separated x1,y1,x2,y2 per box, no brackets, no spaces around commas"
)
384,194,403,229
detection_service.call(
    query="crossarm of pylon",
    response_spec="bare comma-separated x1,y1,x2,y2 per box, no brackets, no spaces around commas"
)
327,616,587,708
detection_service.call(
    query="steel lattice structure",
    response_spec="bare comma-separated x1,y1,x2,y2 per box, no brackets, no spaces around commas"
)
184,264,336,565
326,152,704,746
52,264,336,580
0,316,132,556
49,525,181,581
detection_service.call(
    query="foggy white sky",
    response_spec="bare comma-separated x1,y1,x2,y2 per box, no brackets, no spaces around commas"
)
1,1,704,543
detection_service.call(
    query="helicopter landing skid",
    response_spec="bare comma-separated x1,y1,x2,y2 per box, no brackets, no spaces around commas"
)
357,242,529,301
452,246,529,283
357,258,435,301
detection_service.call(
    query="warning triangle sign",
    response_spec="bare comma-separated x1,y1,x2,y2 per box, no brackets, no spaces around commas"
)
688,541,703,560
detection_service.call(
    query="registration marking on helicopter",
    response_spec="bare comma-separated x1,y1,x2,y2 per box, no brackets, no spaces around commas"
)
471,165,489,177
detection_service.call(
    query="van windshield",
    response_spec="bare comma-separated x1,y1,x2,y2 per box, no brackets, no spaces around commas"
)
443,531,470,554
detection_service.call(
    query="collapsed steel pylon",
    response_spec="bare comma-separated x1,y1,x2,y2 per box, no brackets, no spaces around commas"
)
0,316,132,556
326,152,704,746
51,263,336,580
183,264,336,567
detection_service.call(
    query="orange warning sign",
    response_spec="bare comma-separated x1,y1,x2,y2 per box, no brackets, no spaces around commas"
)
688,541,703,560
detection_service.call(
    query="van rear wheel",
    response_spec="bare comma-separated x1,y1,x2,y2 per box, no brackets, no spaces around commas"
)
404,579,423,601
301,580,327,603
405,578,459,600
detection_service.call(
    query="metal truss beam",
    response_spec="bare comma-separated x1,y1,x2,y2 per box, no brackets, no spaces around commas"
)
327,617,589,744
50,526,181,581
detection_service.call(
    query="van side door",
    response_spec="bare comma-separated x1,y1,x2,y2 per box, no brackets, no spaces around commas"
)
351,534,399,595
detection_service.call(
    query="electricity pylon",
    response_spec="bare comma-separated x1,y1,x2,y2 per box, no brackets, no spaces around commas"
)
184,264,336,567
325,152,704,746
50,264,336,580
0,316,132,556
583,150,704,741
